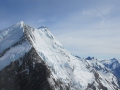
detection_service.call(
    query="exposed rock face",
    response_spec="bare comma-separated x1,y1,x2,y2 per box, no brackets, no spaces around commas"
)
0,48,51,90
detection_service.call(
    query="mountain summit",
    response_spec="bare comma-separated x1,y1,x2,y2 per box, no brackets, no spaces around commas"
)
0,21,119,90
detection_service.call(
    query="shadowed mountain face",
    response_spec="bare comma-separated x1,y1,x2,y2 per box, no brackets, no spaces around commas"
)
0,48,51,90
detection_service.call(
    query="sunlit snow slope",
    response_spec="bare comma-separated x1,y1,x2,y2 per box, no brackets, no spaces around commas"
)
0,22,31,70
23,24,95,90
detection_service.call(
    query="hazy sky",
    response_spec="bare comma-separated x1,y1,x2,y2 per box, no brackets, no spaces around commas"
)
0,0,120,59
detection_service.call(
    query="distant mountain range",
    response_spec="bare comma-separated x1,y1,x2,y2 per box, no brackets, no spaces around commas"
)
85,56,120,89
100,58,120,85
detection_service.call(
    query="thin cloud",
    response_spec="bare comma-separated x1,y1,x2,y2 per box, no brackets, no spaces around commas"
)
82,4,114,19
52,4,120,59
38,19,46,23
49,17,57,22
38,17,57,23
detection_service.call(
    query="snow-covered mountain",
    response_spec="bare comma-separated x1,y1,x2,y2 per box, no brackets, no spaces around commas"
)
100,58,120,86
0,21,119,90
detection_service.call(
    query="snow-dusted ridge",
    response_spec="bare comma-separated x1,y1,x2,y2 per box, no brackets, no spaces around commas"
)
0,21,25,53
0,22,31,70
0,21,119,90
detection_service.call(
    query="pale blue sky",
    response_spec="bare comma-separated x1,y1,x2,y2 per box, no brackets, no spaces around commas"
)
0,0,120,59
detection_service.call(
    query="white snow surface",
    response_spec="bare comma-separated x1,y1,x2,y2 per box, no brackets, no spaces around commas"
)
0,41,31,70
0,22,24,53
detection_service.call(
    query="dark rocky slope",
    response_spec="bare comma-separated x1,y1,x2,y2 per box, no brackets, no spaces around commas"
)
0,47,51,90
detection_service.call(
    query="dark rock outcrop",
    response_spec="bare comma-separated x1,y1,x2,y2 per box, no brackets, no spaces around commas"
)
0,47,51,90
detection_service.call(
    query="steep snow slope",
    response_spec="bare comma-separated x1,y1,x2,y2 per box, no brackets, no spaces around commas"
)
24,24,95,90
0,22,31,70
0,21,26,53
0,21,119,90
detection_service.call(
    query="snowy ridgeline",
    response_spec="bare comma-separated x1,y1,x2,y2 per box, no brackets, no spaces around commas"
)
0,22,31,70
0,21,119,90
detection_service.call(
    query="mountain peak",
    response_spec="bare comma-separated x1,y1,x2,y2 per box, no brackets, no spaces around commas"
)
38,25,47,29
111,58,117,60
17,21,25,27
86,56,95,60
19,21,24,24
